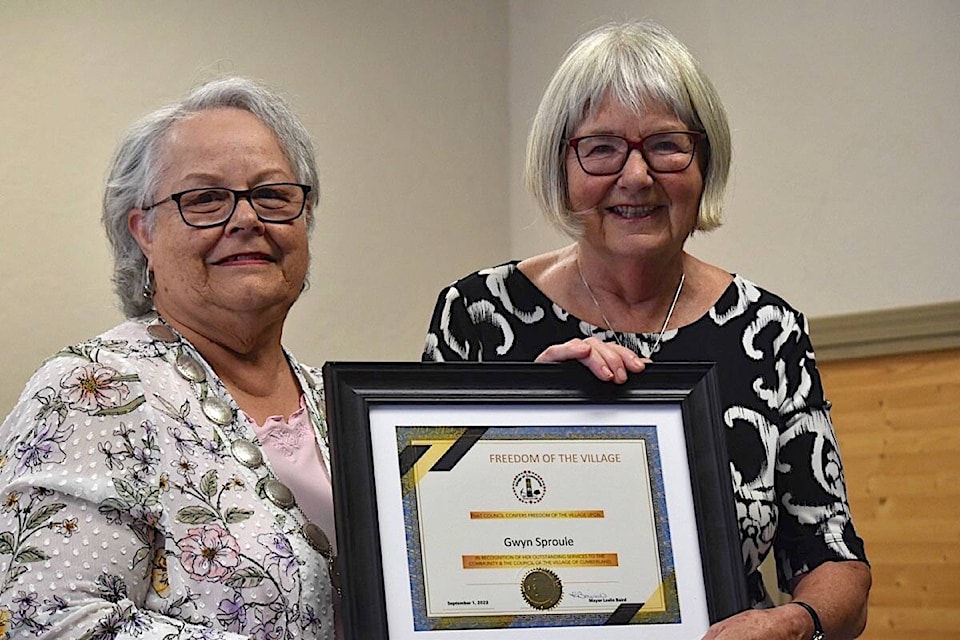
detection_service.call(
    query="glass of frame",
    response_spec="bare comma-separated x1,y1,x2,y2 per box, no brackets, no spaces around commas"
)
322,361,749,640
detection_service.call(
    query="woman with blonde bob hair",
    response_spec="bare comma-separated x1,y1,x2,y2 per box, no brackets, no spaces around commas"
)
526,20,730,238
424,21,870,640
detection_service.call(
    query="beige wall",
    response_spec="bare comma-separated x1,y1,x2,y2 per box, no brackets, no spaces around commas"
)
506,1,960,316
2,1,959,415
0,1,508,413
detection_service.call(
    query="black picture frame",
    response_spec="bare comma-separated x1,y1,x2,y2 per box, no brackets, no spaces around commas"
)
322,361,749,639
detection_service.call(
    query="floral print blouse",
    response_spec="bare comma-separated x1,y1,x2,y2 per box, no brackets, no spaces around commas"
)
0,316,335,639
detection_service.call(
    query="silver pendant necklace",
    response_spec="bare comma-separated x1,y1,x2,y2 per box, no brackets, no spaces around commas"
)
575,256,685,356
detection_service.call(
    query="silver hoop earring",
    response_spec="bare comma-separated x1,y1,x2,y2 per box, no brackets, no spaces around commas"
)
142,264,155,300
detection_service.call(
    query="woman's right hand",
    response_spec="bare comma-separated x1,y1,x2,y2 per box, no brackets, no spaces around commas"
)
535,337,647,383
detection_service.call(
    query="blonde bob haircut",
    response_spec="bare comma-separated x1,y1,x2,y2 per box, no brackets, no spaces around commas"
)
525,21,731,238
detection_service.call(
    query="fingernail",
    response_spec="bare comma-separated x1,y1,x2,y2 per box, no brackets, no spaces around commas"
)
601,366,613,379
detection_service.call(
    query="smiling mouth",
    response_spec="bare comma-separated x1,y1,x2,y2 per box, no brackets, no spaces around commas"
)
607,205,662,219
214,253,277,265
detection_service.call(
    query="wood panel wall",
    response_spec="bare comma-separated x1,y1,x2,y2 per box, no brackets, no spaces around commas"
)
820,347,960,639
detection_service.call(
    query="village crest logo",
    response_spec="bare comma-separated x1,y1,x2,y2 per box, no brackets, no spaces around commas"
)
512,470,545,504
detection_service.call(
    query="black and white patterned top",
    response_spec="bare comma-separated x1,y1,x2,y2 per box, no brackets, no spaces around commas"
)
422,261,867,606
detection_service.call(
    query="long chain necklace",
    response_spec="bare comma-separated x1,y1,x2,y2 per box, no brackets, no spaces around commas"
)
575,256,685,355
146,316,340,592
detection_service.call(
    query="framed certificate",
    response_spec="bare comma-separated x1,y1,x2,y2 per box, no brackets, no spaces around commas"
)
322,362,748,639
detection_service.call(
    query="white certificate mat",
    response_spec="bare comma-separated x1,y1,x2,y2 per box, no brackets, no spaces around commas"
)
412,433,668,619
369,404,709,639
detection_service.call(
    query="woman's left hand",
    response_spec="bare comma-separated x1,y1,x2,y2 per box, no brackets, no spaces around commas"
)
703,560,871,640
535,336,647,383
700,605,810,640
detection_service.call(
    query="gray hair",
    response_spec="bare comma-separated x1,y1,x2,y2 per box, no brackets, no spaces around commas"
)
525,21,731,238
102,76,320,317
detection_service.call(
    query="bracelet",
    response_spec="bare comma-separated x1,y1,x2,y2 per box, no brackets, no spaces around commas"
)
790,601,825,640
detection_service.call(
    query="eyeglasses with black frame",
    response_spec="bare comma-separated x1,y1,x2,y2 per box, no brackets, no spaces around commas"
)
567,131,704,176
143,183,312,229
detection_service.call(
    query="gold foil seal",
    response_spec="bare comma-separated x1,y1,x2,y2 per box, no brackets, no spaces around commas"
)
520,568,562,610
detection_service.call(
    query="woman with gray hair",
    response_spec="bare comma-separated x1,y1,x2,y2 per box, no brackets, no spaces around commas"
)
423,22,870,639
0,77,338,639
